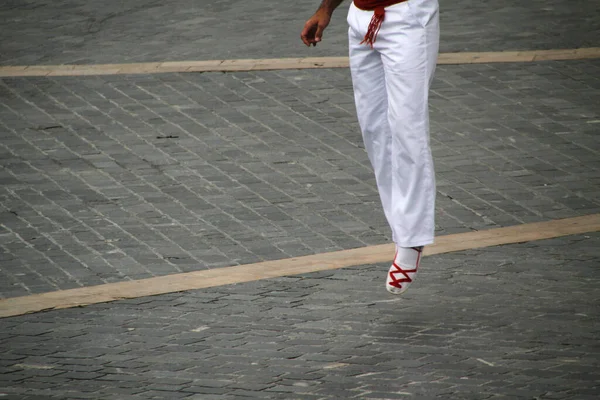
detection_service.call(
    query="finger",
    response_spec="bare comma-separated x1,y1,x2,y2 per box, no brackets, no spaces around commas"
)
303,36,316,46
315,24,325,42
301,34,310,46
300,23,314,46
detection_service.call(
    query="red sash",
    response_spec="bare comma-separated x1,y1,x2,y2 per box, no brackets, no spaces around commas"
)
353,0,408,47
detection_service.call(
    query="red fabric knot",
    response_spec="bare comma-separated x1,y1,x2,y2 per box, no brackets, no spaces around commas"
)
354,0,408,47
360,7,385,48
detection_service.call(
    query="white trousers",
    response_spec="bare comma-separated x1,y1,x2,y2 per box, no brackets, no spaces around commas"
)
347,0,440,247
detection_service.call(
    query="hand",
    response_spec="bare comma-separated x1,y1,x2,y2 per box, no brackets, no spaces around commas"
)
301,9,331,47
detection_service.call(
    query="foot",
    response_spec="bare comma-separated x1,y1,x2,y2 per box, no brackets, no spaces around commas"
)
386,246,423,295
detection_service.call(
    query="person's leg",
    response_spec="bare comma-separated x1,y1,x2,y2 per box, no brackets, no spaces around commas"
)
348,0,440,295
347,2,397,243
378,0,440,249
377,0,440,294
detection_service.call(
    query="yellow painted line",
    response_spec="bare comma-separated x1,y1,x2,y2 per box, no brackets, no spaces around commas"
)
437,47,600,64
0,48,599,77
1,214,599,318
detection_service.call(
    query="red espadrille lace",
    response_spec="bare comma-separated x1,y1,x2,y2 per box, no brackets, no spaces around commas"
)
386,247,422,295
388,263,417,290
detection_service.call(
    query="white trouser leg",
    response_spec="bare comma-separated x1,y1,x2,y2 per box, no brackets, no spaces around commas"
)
347,0,439,248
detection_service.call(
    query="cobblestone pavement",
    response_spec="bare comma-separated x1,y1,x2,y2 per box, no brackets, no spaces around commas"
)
1,234,599,399
1,60,599,298
1,0,600,65
1,0,600,398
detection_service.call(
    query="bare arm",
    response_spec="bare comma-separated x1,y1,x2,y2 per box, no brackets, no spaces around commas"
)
316,0,345,14
301,0,346,47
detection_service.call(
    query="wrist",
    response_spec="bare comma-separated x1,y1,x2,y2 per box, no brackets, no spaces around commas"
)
317,6,334,16
318,0,343,15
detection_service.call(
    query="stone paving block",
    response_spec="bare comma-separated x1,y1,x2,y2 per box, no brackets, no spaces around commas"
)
0,11,599,309
7,239,596,396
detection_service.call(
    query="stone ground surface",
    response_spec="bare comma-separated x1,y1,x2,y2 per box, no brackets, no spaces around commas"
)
0,235,599,399
1,61,599,298
1,0,600,65
1,0,600,398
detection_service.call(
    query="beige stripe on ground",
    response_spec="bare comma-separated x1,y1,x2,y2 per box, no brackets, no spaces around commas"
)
1,214,599,319
0,48,599,77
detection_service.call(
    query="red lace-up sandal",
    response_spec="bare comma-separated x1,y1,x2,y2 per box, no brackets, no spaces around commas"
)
386,246,423,295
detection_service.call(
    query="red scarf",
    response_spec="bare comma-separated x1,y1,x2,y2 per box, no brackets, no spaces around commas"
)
354,0,408,47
